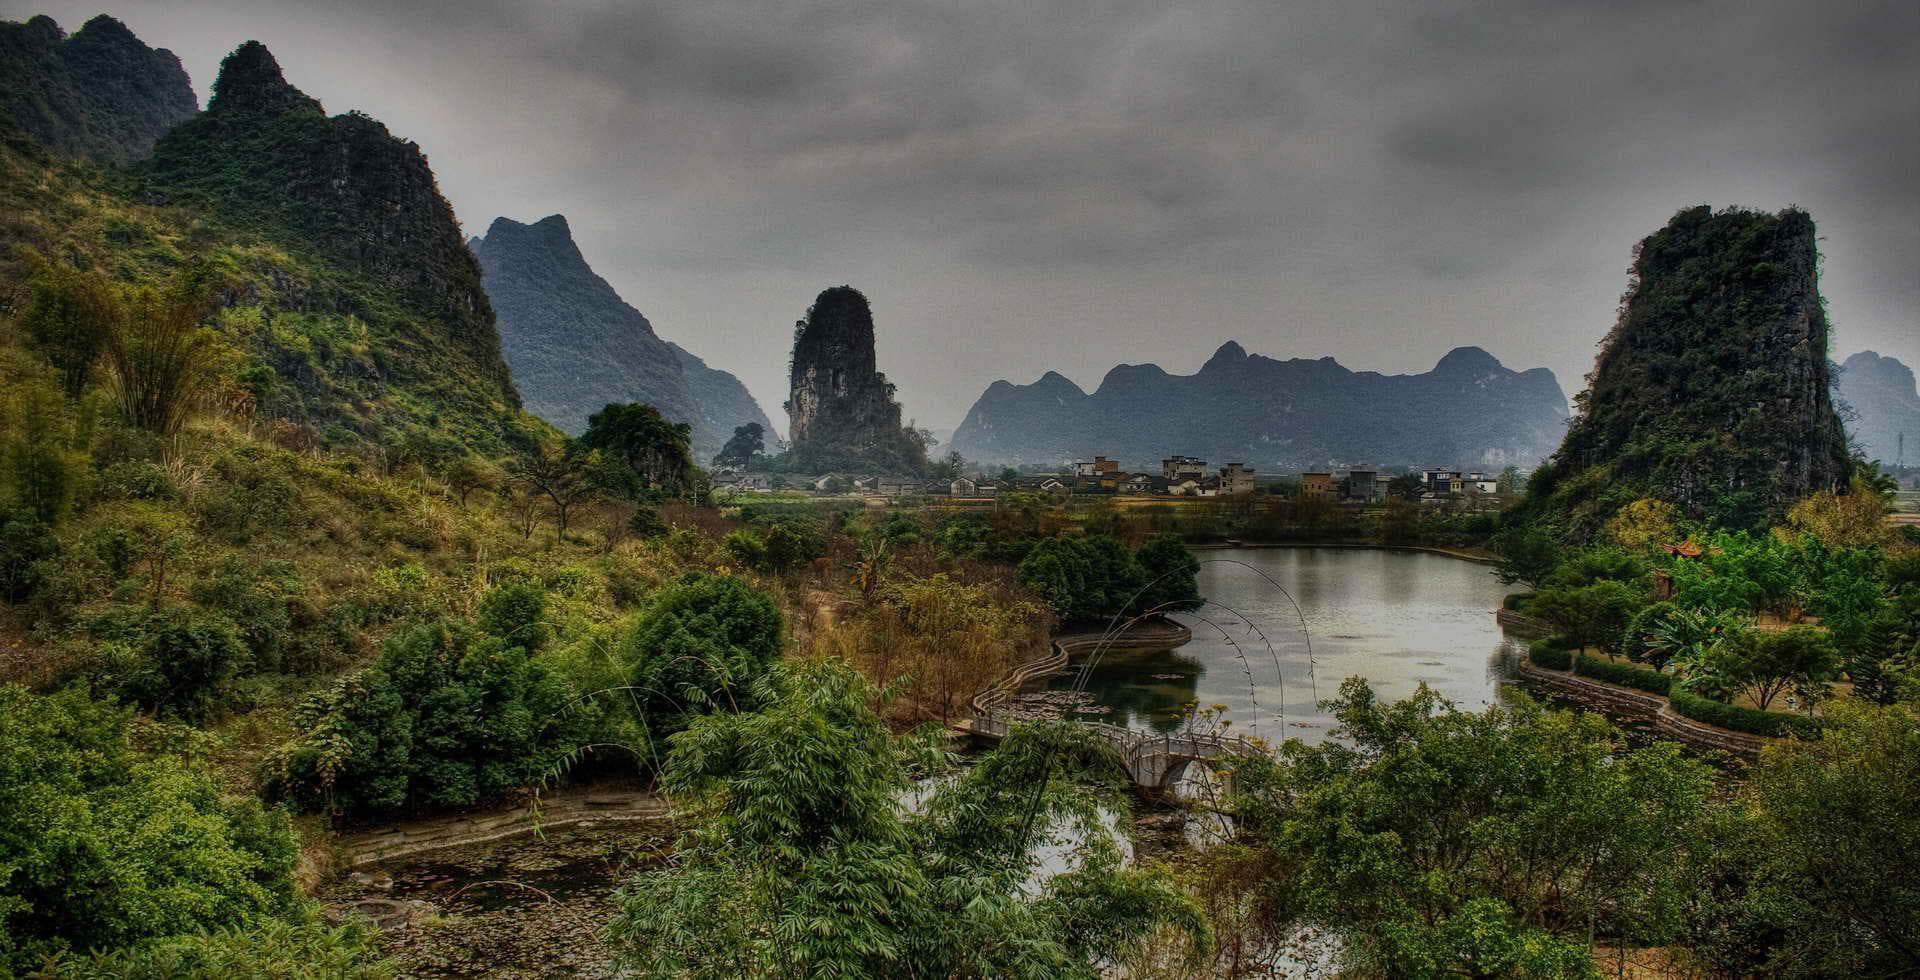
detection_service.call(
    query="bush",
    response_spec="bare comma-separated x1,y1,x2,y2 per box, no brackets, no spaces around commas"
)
264,618,585,818
0,686,299,972
620,574,783,726
1527,641,1572,671
0,509,59,602
190,557,307,674
1528,580,1645,654
1573,654,1673,695
38,916,391,979
478,581,547,652
628,505,669,539
1669,689,1821,739
111,608,252,720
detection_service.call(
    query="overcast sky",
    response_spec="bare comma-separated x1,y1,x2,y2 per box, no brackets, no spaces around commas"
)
12,1,1919,434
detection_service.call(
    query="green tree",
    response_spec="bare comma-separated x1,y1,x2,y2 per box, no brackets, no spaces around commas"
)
511,437,596,538
19,259,121,396
581,402,694,494
1493,525,1561,589
607,660,1204,978
103,259,230,437
1712,702,1920,976
1702,626,1837,711
619,574,783,729
711,422,765,470
1528,580,1644,654
1231,680,1712,979
0,686,300,971
2,377,80,526
1135,532,1201,612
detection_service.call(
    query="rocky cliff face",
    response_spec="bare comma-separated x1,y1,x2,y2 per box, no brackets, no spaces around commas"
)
1531,205,1850,535
144,41,517,418
0,14,196,164
471,214,770,454
1838,351,1920,468
952,340,1568,470
785,286,927,473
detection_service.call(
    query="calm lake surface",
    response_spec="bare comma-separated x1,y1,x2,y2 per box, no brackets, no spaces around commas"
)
1046,546,1525,743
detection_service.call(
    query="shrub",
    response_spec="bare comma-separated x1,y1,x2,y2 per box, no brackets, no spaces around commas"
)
190,557,306,674
1527,641,1572,671
478,581,547,652
93,461,177,503
0,686,299,972
1528,580,1644,653
265,618,586,817
1668,689,1821,739
37,915,391,979
111,608,252,720
628,505,669,539
619,574,783,726
0,509,59,602
1573,654,1673,695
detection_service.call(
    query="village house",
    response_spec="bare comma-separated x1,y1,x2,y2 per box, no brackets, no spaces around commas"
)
1343,469,1380,502
1219,462,1257,496
728,473,773,492
1300,472,1336,499
1120,472,1166,495
1162,455,1208,481
950,477,978,496
1075,456,1121,477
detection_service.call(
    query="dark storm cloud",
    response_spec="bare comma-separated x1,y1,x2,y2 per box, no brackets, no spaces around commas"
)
9,0,1918,432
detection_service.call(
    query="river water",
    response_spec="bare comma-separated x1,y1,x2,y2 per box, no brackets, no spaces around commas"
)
1045,546,1526,744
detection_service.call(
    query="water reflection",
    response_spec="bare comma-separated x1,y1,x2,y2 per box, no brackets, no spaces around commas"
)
1048,547,1526,745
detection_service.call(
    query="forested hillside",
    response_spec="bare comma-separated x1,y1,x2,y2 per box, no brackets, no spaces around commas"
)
1523,205,1852,538
0,13,195,164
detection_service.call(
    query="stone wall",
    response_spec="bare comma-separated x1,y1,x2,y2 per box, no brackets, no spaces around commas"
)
1513,660,1772,758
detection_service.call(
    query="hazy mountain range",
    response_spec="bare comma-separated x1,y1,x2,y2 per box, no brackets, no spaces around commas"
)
950,341,1570,471
471,214,771,457
1838,351,1920,469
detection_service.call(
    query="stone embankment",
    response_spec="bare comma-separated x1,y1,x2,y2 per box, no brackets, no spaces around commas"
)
1513,659,1772,758
336,787,668,868
1495,607,1551,636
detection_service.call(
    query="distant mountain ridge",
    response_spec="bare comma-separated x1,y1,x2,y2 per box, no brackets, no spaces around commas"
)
1839,351,1920,468
472,214,771,456
950,341,1569,470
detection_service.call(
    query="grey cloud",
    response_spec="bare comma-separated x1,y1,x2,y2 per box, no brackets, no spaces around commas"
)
4,0,1916,432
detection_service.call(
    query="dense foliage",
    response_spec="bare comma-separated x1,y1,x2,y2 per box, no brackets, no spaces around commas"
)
1233,679,1715,977
0,686,302,971
608,660,1206,978
1014,532,1198,623
263,587,588,818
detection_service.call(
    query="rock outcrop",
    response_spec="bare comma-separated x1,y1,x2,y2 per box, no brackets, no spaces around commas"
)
1529,205,1850,536
951,341,1568,471
1838,351,1920,469
784,286,927,473
471,214,770,455
143,40,520,433
0,14,196,164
